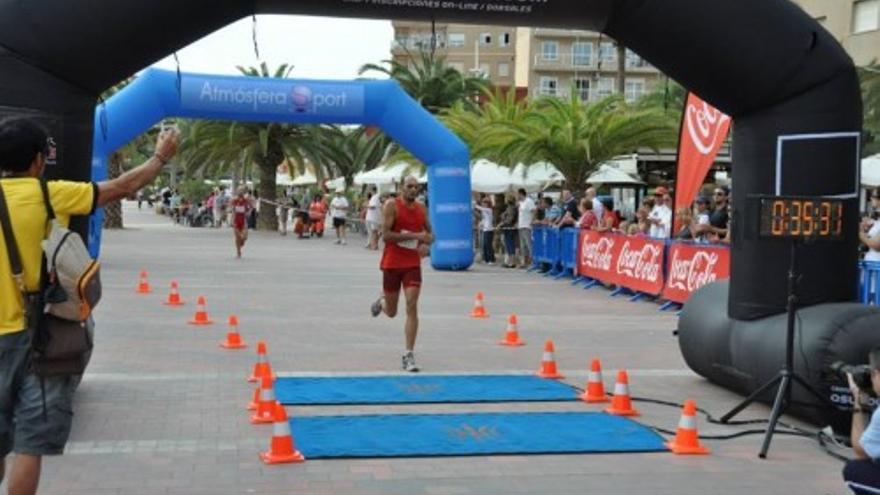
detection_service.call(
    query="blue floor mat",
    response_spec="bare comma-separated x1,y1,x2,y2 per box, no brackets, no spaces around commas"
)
290,412,667,458
274,375,578,405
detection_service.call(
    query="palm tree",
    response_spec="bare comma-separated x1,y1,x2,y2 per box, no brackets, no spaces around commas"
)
441,88,533,164
359,48,489,114
310,126,388,186
481,93,678,187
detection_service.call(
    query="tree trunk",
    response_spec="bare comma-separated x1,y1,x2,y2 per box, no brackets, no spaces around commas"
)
103,151,124,229
257,161,278,231
617,43,627,98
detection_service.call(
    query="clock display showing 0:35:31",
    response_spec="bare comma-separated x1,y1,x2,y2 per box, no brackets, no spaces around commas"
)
758,197,844,239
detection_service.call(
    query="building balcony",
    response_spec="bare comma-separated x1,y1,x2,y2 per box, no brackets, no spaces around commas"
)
533,53,655,72
533,28,599,38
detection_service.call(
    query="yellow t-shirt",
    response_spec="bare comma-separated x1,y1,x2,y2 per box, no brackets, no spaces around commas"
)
0,178,97,335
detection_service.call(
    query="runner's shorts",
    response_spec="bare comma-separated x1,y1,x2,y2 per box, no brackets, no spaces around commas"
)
333,217,346,228
383,267,422,293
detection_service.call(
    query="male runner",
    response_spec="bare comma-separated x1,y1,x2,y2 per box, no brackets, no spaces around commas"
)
370,176,433,372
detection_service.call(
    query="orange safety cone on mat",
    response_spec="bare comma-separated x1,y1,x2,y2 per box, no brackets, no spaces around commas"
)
187,296,214,325
247,385,259,411
605,370,640,416
666,399,710,455
537,340,564,379
579,359,610,403
499,314,525,346
251,375,279,424
163,280,184,306
136,270,152,294
248,341,275,383
220,315,248,349
260,402,305,464
470,292,489,318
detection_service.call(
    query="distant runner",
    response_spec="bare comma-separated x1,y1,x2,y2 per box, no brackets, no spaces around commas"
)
370,176,433,372
231,187,252,258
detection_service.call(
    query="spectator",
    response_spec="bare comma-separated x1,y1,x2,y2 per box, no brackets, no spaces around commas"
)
498,194,518,268
860,189,880,261
675,207,696,240
213,186,228,228
584,186,605,220
0,118,178,495
474,197,496,265
632,207,651,235
545,196,563,225
365,188,382,250
578,198,598,230
516,188,536,269
647,187,673,238
308,193,327,237
558,189,580,227
842,347,880,494
710,186,730,236
330,188,350,245
595,198,617,232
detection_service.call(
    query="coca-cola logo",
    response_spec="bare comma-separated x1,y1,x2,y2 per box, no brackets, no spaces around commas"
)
615,241,662,282
582,236,614,271
667,249,719,292
685,99,731,155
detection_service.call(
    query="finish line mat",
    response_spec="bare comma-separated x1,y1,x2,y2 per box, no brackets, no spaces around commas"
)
274,375,578,405
291,412,667,458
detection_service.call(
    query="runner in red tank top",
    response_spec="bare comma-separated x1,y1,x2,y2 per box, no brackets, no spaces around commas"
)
231,187,252,259
371,176,433,372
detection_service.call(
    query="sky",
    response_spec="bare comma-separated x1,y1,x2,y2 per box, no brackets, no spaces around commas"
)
152,15,394,80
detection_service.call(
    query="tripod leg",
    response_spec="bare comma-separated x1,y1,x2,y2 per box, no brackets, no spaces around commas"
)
759,374,791,459
791,373,833,406
720,375,783,423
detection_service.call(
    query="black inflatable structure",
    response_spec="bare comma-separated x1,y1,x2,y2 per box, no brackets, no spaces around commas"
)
0,0,875,430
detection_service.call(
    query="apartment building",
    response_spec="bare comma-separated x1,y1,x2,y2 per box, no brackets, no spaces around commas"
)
517,28,665,103
391,21,518,89
794,0,880,66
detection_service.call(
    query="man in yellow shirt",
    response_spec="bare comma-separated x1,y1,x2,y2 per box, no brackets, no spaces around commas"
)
0,117,178,495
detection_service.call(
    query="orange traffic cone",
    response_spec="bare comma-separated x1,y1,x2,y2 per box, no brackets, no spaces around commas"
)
666,399,710,455
247,385,259,411
163,280,184,306
499,314,525,346
470,292,489,318
187,296,214,325
251,375,280,424
248,341,275,383
605,370,640,416
579,359,610,403
260,402,305,464
537,340,564,379
136,270,152,294
220,315,248,349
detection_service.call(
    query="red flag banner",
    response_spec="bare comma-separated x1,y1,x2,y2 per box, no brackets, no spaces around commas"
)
577,231,666,295
662,242,730,303
674,94,731,229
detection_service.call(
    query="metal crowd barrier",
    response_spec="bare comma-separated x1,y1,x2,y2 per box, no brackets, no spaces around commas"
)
859,261,880,305
557,227,578,279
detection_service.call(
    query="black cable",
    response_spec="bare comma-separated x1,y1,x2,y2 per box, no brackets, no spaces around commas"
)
172,52,182,99
252,15,261,62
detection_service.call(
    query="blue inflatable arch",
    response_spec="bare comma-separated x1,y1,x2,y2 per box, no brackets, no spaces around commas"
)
90,68,473,270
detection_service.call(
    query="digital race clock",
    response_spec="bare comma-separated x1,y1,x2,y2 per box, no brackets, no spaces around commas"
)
757,196,844,240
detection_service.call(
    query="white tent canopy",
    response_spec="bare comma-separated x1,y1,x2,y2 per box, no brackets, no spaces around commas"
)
861,154,880,188
354,162,421,186
325,177,346,191
275,173,295,187
586,164,645,186
290,171,318,186
471,159,563,193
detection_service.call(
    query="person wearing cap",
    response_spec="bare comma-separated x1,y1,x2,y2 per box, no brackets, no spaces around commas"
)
647,186,672,238
330,187,350,245
0,117,179,495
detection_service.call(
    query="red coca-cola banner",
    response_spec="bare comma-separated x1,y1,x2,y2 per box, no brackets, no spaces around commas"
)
662,242,730,303
578,231,666,295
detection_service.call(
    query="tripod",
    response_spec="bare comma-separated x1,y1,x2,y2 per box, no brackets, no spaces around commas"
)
719,240,830,458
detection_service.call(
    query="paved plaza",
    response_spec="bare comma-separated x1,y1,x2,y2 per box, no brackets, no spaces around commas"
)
29,203,846,494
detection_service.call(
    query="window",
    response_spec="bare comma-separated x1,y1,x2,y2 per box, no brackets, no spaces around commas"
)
572,42,593,67
480,32,493,46
625,79,645,103
541,41,559,61
597,77,615,98
574,78,591,101
498,62,510,78
625,49,649,69
539,77,559,96
599,42,616,65
853,0,880,33
479,63,491,78
499,32,511,47
448,33,466,47
448,62,465,73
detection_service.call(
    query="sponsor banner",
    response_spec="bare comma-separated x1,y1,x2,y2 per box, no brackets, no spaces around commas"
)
182,77,365,119
673,93,731,231
577,231,666,295
662,242,730,303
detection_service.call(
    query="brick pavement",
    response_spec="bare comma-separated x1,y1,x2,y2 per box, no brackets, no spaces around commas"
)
15,204,847,494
